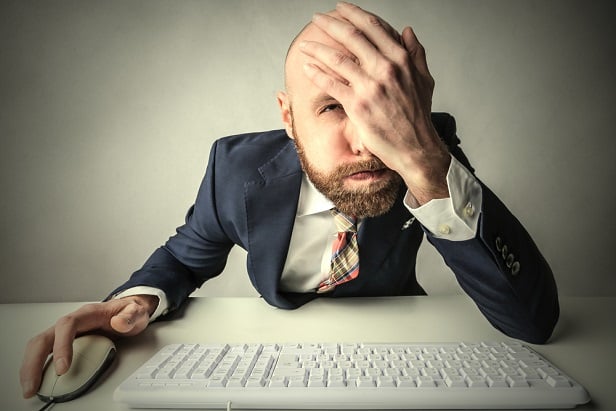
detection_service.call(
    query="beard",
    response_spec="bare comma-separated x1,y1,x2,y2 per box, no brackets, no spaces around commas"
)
293,135,402,219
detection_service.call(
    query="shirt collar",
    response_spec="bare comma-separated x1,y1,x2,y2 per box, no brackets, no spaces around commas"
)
296,173,334,217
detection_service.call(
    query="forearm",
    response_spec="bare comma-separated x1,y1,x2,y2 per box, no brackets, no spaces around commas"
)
426,183,559,344
107,247,203,317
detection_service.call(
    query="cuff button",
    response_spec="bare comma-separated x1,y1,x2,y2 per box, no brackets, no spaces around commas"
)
438,224,452,235
506,253,515,268
501,245,508,260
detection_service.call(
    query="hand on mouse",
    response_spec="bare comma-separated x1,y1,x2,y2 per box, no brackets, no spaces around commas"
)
20,294,158,399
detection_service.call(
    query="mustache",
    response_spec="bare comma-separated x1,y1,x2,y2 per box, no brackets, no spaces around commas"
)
334,157,388,177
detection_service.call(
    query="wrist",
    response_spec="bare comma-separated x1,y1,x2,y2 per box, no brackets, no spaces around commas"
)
401,153,450,206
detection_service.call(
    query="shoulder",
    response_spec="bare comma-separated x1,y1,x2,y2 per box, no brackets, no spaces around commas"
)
431,112,459,148
213,129,291,158
207,129,300,182
431,112,475,173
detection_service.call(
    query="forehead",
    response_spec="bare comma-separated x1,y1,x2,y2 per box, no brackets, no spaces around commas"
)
285,14,354,105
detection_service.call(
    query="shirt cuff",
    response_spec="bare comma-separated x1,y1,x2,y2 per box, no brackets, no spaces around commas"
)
112,286,169,322
404,155,482,241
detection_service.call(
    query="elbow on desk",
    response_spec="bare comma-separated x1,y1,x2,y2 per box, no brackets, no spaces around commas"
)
490,298,560,345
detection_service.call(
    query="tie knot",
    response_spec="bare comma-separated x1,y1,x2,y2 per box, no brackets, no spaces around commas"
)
331,209,357,233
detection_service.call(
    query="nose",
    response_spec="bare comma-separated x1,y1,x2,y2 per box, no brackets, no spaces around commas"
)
344,123,368,156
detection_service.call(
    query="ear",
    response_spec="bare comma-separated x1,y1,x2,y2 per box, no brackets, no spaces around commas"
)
276,91,294,139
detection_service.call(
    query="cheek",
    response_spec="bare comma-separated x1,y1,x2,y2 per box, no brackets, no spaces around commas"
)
298,127,347,173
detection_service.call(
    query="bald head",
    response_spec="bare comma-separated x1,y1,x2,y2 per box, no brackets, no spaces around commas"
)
283,10,352,95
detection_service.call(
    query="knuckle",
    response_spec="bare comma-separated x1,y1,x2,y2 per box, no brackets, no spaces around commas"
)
380,60,399,82
357,99,371,115
25,333,47,351
332,50,349,66
351,95,372,117
345,25,364,40
365,78,386,98
318,75,338,92
367,14,382,28
55,313,76,328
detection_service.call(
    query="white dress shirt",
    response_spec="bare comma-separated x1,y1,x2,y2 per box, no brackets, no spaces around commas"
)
115,154,482,320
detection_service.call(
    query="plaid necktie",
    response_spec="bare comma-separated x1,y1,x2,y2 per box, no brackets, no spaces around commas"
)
317,209,359,293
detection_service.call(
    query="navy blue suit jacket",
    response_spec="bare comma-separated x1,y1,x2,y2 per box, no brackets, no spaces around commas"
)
110,113,559,344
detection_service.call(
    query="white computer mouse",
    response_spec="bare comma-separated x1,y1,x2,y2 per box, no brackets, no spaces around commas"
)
37,334,116,403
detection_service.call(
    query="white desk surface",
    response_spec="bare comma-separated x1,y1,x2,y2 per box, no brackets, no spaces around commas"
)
2,295,614,411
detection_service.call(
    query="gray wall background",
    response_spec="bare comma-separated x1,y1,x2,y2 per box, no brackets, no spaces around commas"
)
1,0,614,303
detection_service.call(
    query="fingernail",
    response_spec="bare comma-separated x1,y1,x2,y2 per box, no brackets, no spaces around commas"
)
55,358,68,374
22,380,35,397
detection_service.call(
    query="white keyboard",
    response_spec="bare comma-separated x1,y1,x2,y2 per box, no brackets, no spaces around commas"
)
114,341,590,409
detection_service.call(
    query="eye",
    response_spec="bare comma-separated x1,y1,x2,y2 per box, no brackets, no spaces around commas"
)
319,103,344,114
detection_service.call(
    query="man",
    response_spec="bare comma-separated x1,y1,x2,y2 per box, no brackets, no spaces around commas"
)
20,2,558,399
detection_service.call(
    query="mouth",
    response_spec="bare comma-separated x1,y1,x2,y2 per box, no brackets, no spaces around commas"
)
346,168,389,181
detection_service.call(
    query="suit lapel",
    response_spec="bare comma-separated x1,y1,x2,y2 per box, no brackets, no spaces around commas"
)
359,190,413,273
244,140,304,308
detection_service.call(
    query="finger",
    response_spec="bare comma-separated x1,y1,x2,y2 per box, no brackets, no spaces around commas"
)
335,2,402,55
50,302,114,375
311,12,380,66
51,308,85,375
299,40,363,89
20,328,54,398
302,62,353,104
401,26,430,76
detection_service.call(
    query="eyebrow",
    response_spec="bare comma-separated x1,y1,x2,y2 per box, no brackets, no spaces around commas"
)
310,93,340,109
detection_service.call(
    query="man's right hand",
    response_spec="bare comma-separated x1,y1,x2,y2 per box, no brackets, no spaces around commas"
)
20,294,158,399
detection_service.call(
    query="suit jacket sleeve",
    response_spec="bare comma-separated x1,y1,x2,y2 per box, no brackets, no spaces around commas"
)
430,113,559,344
107,139,234,314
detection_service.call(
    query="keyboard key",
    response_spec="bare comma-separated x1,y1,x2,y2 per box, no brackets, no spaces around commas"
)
546,375,571,388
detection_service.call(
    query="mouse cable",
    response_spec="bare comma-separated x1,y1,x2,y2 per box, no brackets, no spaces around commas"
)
38,399,56,411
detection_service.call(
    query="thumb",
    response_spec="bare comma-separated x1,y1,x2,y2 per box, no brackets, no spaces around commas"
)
109,302,149,335
402,26,430,74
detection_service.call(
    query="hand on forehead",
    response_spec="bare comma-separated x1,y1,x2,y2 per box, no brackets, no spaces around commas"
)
285,3,403,94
